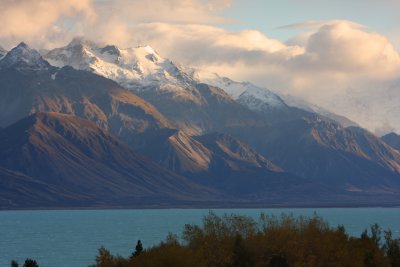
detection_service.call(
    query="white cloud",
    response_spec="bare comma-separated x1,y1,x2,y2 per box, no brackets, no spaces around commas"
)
294,21,400,76
0,0,95,48
0,0,233,49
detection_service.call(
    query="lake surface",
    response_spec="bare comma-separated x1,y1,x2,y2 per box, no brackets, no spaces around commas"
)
1,208,400,267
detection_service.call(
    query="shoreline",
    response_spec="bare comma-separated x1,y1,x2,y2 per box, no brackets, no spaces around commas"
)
2,202,400,211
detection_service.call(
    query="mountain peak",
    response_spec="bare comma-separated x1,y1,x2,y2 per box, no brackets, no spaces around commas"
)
67,37,100,49
16,42,29,49
45,39,190,89
0,42,50,70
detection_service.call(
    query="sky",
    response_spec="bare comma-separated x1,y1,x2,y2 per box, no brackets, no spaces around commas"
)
0,0,400,134
222,0,399,48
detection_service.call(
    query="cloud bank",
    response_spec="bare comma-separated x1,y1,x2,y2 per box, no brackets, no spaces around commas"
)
1,0,400,134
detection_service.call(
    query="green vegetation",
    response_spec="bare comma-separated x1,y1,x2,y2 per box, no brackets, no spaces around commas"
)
89,212,400,267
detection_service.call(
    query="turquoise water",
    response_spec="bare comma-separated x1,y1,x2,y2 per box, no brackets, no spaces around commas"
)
1,208,400,267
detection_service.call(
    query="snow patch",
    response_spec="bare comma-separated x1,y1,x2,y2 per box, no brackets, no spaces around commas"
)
193,69,287,111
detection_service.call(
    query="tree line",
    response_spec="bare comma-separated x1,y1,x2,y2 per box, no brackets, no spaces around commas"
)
89,212,400,267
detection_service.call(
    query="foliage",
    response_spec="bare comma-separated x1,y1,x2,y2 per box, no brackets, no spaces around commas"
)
90,212,399,267
11,260,19,267
22,259,38,267
89,247,127,267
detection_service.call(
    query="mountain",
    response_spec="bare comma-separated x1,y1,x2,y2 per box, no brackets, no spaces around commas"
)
2,40,400,207
45,39,267,134
136,130,280,175
382,132,400,151
134,83,267,134
226,113,400,193
193,71,288,112
194,132,281,172
43,39,369,134
194,70,361,128
0,42,50,71
0,112,214,208
133,129,327,200
0,43,172,146
45,37,192,89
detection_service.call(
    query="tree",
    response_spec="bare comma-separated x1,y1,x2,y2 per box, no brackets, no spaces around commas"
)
267,254,289,267
11,260,18,267
89,246,127,267
383,230,400,267
370,223,381,247
131,240,143,258
23,259,38,267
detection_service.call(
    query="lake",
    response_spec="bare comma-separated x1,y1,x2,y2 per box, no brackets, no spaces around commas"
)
1,208,400,267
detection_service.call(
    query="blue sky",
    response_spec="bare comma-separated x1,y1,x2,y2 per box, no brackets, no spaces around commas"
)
220,0,398,47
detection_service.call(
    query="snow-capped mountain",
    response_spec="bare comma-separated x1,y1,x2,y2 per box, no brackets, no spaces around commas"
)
45,38,267,133
0,42,50,70
45,38,197,97
43,38,359,130
192,70,288,112
192,70,361,127
45,38,291,111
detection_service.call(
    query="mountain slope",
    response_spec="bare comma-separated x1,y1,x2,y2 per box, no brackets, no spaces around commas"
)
382,132,400,151
134,83,266,134
136,130,280,174
193,71,288,111
194,132,281,172
133,129,326,199
0,167,87,209
0,112,214,208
